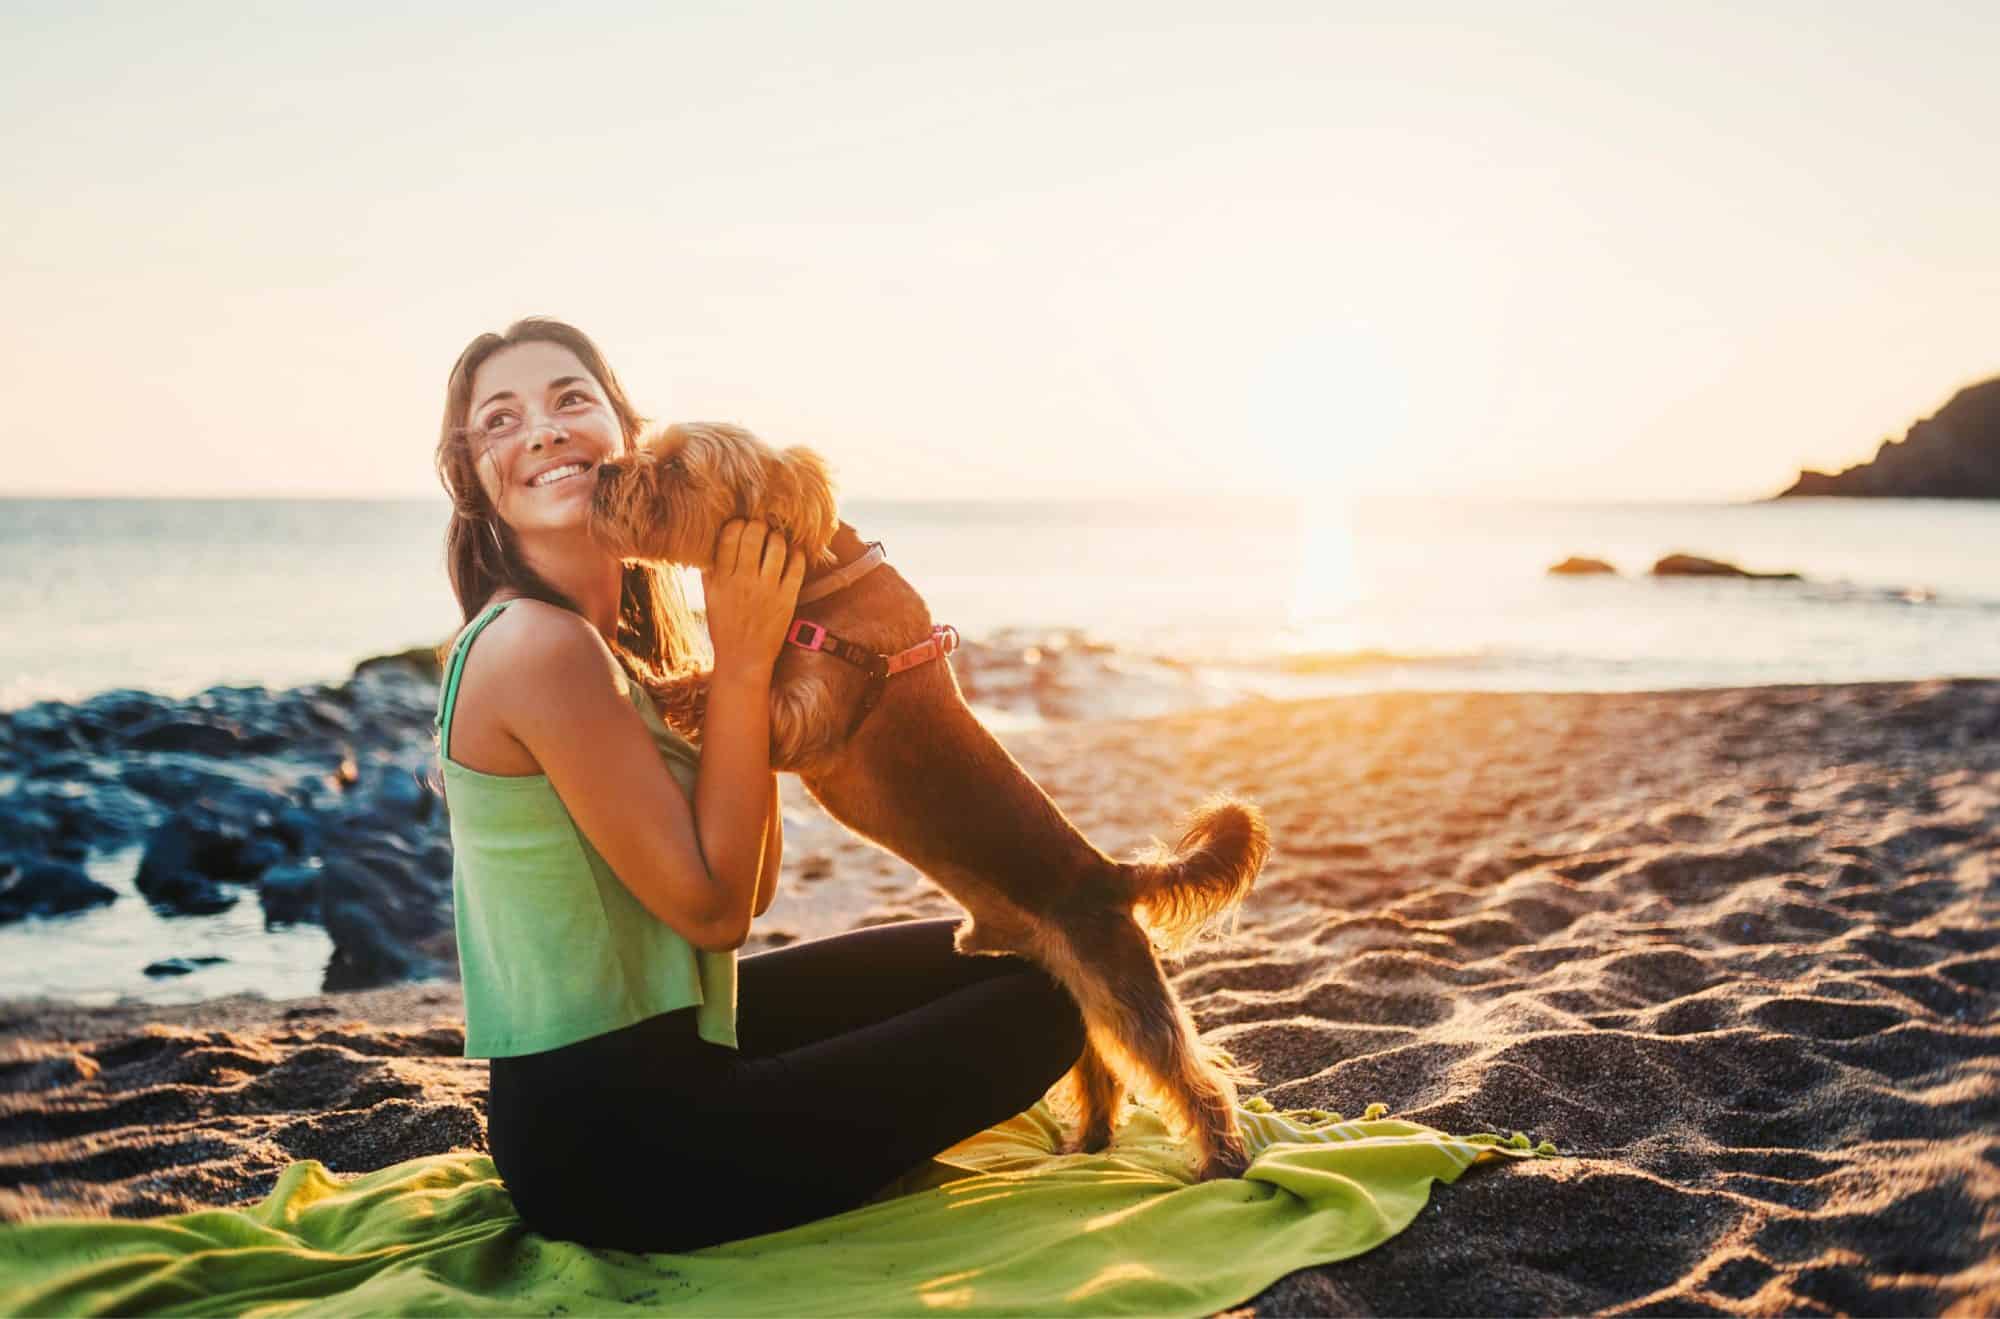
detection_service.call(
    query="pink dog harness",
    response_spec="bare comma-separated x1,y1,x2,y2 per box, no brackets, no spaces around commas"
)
784,540,959,736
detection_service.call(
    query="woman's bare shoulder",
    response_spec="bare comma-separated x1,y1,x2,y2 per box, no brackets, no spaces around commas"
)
448,600,628,773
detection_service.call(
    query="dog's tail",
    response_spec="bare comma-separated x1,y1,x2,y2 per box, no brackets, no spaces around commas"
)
1122,795,1270,952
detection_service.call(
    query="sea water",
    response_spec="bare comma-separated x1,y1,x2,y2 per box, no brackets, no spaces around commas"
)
3,494,1997,710
3,493,1996,1005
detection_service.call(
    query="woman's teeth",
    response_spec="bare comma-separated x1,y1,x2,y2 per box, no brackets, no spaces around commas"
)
529,462,589,488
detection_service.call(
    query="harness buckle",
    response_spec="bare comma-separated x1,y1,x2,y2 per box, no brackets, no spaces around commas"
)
787,619,828,651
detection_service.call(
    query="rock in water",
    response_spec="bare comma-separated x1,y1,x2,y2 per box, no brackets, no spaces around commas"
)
1651,554,1803,581
319,854,452,991
259,861,325,925
1548,556,1618,576
0,859,118,922
140,871,241,916
143,955,229,977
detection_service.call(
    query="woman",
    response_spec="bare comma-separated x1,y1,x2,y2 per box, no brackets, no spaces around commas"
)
432,317,1087,1252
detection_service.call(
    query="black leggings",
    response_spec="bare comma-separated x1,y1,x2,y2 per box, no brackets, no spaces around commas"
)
485,918,1088,1252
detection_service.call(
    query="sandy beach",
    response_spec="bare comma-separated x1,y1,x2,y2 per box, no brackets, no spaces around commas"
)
3,678,1997,1314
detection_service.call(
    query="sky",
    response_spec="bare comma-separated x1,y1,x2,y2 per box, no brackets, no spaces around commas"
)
3,0,1995,502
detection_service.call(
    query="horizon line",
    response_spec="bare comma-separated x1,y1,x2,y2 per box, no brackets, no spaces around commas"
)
0,488,1801,507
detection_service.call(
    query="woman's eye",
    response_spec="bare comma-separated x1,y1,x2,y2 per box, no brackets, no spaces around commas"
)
559,390,592,408
482,411,517,434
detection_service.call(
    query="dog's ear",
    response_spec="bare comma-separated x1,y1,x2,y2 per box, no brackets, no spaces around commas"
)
637,420,692,458
777,445,840,564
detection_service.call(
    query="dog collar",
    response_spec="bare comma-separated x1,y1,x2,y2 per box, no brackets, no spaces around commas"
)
796,541,886,604
786,620,959,671
785,619,960,737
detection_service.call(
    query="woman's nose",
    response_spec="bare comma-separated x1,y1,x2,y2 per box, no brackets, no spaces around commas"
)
526,422,566,450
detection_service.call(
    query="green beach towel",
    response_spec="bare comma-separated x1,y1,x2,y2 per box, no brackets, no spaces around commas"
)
0,1099,1552,1317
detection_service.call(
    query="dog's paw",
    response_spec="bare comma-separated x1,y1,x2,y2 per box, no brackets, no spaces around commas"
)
1194,1139,1252,1181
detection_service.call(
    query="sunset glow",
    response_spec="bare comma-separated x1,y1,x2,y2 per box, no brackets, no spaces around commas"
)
2,3,1994,503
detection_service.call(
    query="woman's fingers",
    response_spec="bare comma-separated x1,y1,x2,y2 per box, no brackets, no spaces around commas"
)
715,518,773,576
735,520,769,575
759,526,789,578
713,518,800,596
714,519,747,573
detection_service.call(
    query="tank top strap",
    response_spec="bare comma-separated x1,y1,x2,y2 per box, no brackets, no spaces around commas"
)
435,599,514,753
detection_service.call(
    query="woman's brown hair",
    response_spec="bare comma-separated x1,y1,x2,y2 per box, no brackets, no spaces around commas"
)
434,317,707,687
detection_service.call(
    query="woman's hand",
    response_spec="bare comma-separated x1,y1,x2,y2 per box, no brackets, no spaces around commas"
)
702,518,806,682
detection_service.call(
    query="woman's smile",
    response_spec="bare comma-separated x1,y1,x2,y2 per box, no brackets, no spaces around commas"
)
527,459,595,489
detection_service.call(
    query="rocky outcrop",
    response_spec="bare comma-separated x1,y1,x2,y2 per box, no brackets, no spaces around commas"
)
1651,554,1802,581
1777,375,2000,498
0,650,457,991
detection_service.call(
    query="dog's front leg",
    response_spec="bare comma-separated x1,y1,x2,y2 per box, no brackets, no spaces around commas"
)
767,674,848,774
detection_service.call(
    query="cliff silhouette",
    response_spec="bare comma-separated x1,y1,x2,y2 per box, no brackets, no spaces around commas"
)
1776,375,2000,499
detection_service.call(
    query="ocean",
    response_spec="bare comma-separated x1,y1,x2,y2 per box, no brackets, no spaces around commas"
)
4,493,1997,1006
4,495,1998,711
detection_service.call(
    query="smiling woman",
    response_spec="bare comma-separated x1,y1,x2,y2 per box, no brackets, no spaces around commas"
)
424,317,1090,1254
432,319,705,684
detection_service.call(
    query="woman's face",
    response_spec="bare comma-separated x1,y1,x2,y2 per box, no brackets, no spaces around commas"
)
466,340,623,537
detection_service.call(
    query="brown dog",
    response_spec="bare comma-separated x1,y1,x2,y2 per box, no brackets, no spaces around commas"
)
590,421,1271,1178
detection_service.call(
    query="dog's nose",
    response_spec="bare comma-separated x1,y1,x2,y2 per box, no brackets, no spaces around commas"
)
596,461,622,482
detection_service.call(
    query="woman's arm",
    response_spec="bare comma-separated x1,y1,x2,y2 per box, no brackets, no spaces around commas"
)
752,774,782,918
481,521,800,953
486,606,750,951
692,519,805,943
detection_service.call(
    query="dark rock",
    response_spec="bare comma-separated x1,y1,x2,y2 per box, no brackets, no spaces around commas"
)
6,705,91,757
30,690,176,755
14,778,160,851
143,955,228,977
259,861,325,925
0,859,118,922
0,801,57,856
356,765,436,826
137,808,247,893
6,656,457,987
140,870,239,916
319,854,451,991
273,805,321,855
304,698,354,732
1549,556,1618,576
1651,554,1803,581
47,837,91,862
136,792,294,893
123,714,256,756
1775,374,2000,499
121,761,261,810
237,836,288,876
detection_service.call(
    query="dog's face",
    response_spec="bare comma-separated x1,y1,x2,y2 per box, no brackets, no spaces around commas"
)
588,421,839,568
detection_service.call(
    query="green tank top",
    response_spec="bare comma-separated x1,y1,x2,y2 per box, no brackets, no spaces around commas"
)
435,598,738,1057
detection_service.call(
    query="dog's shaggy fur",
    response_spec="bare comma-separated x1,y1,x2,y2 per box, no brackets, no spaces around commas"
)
589,421,1272,1178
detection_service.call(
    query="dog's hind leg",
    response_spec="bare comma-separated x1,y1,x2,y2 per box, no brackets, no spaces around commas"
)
1063,1041,1122,1154
1054,914,1249,1180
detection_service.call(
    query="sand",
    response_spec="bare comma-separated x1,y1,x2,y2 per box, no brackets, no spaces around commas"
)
4,679,1998,1314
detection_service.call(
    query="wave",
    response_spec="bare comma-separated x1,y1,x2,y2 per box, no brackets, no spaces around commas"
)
949,630,1499,726
1268,647,1490,675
